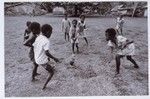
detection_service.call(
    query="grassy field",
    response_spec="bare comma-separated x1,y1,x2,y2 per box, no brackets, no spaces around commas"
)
5,16,148,96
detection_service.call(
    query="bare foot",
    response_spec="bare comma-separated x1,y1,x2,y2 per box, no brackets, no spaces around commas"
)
42,86,46,90
31,78,38,82
134,65,139,69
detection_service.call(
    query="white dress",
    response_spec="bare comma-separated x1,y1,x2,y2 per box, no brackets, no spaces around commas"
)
107,35,135,56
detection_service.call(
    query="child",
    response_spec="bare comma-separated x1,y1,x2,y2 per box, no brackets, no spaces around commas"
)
115,15,124,35
69,19,79,54
62,14,71,41
105,28,139,74
24,21,31,41
33,24,60,89
23,22,41,81
77,14,88,45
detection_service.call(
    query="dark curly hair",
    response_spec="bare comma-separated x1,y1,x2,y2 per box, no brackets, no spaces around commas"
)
105,28,117,45
41,24,53,38
26,21,31,27
30,22,40,35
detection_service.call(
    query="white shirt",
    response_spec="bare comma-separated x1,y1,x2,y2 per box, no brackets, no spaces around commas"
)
116,17,124,28
33,35,50,65
77,20,86,33
62,19,70,33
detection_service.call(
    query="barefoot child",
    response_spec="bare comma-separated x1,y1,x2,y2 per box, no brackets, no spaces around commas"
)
78,14,88,45
115,15,124,35
24,21,31,41
105,28,139,74
62,14,71,41
33,24,60,89
23,22,41,81
69,19,79,54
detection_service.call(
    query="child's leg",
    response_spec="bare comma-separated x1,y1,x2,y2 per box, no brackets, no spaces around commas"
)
32,62,39,81
83,37,88,45
115,55,124,74
72,43,75,54
67,33,70,41
42,63,54,90
76,43,79,53
126,55,139,68
116,29,119,35
65,32,67,40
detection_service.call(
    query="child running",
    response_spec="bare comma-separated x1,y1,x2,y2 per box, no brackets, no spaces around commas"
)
69,19,79,54
115,15,124,35
62,14,71,41
105,28,139,74
77,14,88,45
24,21,31,41
33,24,60,90
23,22,41,81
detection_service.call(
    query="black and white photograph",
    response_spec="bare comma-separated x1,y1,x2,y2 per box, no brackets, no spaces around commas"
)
4,0,149,97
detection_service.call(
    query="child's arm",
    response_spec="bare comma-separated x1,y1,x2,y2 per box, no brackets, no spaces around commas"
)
45,50,59,63
107,40,114,53
44,41,60,63
68,20,71,27
23,33,35,47
24,30,27,41
84,22,86,29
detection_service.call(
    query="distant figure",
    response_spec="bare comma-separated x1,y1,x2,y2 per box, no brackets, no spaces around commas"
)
105,28,139,74
115,15,124,35
78,14,88,45
62,14,71,41
69,19,79,54
23,22,41,81
24,21,31,41
33,24,60,90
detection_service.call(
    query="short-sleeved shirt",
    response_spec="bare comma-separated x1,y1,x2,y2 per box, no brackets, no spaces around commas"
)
62,19,70,33
33,35,50,65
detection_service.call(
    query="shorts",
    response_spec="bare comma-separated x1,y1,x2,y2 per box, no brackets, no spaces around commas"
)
41,63,54,73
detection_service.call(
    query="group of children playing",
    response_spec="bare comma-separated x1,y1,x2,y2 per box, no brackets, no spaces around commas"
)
62,14,88,54
23,14,139,90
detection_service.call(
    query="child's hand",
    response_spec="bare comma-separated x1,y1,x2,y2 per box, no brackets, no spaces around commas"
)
54,58,60,63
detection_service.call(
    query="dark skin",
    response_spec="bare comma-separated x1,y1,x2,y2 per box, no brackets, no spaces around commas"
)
23,29,40,81
71,21,79,54
42,30,60,90
106,31,139,74
24,22,31,41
